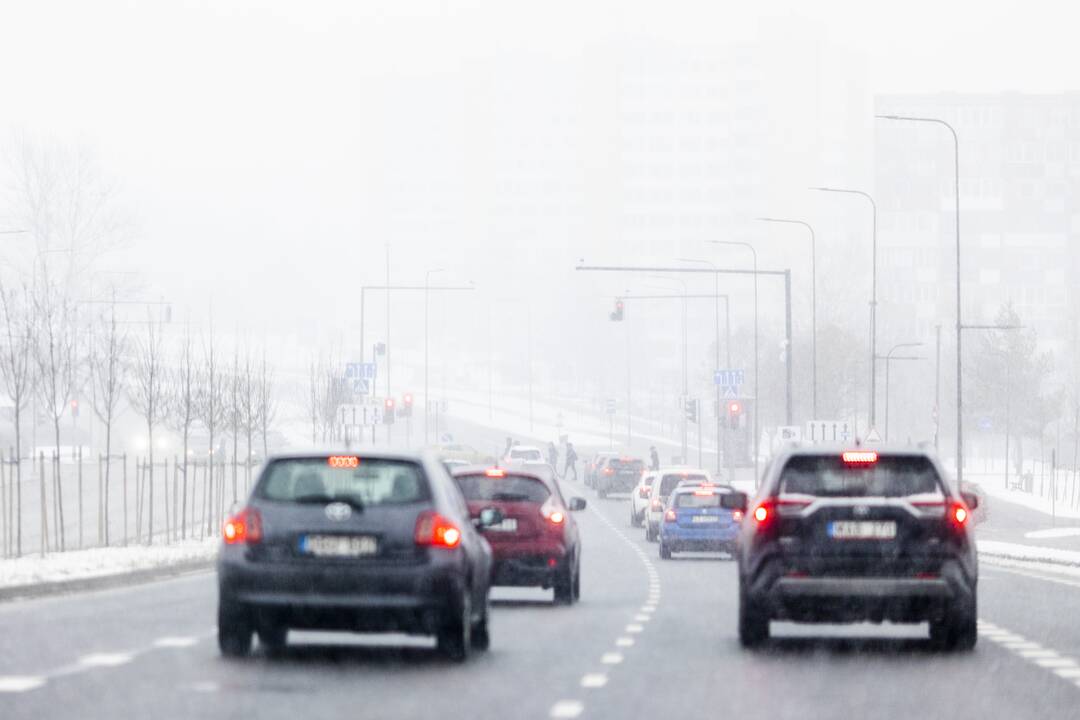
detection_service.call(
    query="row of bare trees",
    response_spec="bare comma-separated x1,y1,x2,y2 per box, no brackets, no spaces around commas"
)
0,280,279,555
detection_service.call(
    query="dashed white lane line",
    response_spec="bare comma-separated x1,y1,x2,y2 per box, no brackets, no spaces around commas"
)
580,673,608,689
153,636,199,648
601,653,624,665
625,624,644,634
550,700,585,718
615,637,635,648
634,614,651,622
978,620,1080,692
78,652,135,668
0,676,46,693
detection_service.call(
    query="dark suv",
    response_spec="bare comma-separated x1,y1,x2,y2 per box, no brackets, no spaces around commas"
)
594,456,645,498
723,446,979,650
217,451,500,662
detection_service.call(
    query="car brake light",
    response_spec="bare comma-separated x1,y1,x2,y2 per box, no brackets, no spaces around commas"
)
541,498,566,526
952,503,968,525
639,486,652,498
651,499,662,510
415,511,462,548
485,467,506,478
328,455,360,468
753,505,768,523
732,509,744,522
603,467,615,475
223,507,262,545
664,509,677,522
693,489,714,497
842,450,878,464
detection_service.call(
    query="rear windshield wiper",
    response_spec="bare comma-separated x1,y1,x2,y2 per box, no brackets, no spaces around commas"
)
293,494,365,511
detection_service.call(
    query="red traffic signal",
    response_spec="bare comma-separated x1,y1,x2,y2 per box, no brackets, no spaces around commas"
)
727,400,743,429
383,398,396,425
401,393,414,418
610,298,625,322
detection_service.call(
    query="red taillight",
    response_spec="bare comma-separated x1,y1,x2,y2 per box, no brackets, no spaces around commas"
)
415,511,462,549
541,498,566,526
651,499,663,510
639,486,652,498
603,467,615,475
693,489,714,497
753,505,769,523
842,450,878,465
732,509,744,522
952,503,969,525
664,509,677,523
485,467,506,478
223,507,262,545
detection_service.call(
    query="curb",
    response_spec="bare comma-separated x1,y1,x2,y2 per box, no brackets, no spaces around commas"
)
0,557,215,603
978,550,1080,570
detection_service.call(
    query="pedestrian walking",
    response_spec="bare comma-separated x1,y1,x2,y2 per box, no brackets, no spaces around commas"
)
547,442,559,469
649,445,660,471
563,442,579,482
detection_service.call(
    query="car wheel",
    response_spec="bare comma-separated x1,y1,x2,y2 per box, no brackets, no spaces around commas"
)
553,564,575,605
257,622,288,655
738,582,769,648
437,592,472,662
598,487,607,499
572,564,581,601
470,596,491,652
645,524,657,542
930,600,977,652
218,599,253,658
659,542,672,560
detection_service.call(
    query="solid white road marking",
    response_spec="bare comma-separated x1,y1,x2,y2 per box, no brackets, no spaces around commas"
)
0,676,46,693
601,653,624,665
581,673,608,689
550,700,585,718
79,652,134,668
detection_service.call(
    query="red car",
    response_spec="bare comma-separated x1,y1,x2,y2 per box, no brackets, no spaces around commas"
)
453,467,586,604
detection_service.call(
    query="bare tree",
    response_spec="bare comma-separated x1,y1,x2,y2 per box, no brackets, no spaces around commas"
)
166,326,197,539
0,281,35,557
229,343,241,503
255,350,277,457
31,281,78,552
87,293,126,546
238,347,257,490
197,329,227,536
127,315,167,545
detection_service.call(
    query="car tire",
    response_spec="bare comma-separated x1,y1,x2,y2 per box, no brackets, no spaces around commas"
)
218,599,254,658
471,598,491,652
553,564,575,605
257,622,288,655
738,582,769,648
629,506,639,527
659,542,672,560
572,564,581,601
645,524,657,542
930,600,977,652
437,592,472,662
598,487,607,499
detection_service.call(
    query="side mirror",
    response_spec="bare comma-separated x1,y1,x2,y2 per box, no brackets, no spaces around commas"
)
720,491,748,513
961,491,979,511
568,497,587,512
476,507,505,528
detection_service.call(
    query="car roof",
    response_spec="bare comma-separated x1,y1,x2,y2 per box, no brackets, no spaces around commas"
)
266,448,430,464
671,483,733,495
509,445,542,452
657,467,710,475
450,464,557,491
777,443,937,459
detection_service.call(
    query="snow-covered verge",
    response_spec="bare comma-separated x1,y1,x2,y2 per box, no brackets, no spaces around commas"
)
977,539,1080,568
964,472,1080,521
0,538,217,591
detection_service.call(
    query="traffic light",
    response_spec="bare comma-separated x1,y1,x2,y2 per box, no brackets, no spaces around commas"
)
384,397,396,425
609,298,624,322
727,400,743,429
684,398,698,424
401,393,414,418
70,399,79,418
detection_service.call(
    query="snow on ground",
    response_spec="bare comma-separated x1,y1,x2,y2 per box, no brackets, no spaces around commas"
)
978,539,1080,568
965,472,1080,521
0,538,217,588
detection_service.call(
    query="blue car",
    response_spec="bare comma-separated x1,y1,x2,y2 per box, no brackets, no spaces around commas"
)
658,485,742,559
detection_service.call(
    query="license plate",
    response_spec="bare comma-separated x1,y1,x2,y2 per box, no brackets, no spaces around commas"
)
828,521,897,540
487,518,518,532
691,515,720,524
300,534,378,557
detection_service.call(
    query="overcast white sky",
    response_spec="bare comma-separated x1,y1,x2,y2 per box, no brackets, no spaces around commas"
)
0,0,1076,345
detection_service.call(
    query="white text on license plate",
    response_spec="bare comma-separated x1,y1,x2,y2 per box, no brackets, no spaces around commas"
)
301,535,378,557
488,518,518,532
691,515,720,523
828,521,896,540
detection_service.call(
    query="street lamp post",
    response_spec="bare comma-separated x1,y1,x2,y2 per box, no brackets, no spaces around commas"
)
876,114,961,480
648,276,689,461
424,268,444,444
758,217,817,419
708,241,759,483
810,186,878,431
879,342,924,441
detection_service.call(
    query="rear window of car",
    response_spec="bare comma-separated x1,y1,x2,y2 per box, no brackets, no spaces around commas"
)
609,458,644,472
256,457,430,506
510,448,542,460
659,474,708,496
673,491,723,508
779,455,944,498
455,474,551,504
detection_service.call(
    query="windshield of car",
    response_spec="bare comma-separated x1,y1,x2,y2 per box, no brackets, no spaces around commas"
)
455,474,551,504
659,474,708,496
256,457,431,506
673,491,724,508
779,456,944,498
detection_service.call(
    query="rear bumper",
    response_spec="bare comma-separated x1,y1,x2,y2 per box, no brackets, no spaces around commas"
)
217,550,464,634
660,524,739,549
597,475,639,493
745,556,976,624
489,542,570,587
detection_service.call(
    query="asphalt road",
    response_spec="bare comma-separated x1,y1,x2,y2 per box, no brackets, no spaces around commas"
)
4,460,1080,720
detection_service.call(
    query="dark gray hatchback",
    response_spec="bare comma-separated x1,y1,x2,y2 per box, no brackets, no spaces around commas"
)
217,450,499,661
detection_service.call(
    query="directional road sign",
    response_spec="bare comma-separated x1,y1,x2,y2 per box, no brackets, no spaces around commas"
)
714,368,745,399
340,402,383,427
605,398,616,415
804,420,853,444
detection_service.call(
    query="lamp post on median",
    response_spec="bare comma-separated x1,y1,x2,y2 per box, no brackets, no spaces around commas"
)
758,217,818,419
708,241,760,484
647,276,689,462
876,114,962,480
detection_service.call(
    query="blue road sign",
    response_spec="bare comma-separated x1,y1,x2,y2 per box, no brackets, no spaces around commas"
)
714,369,745,387
345,362,378,380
